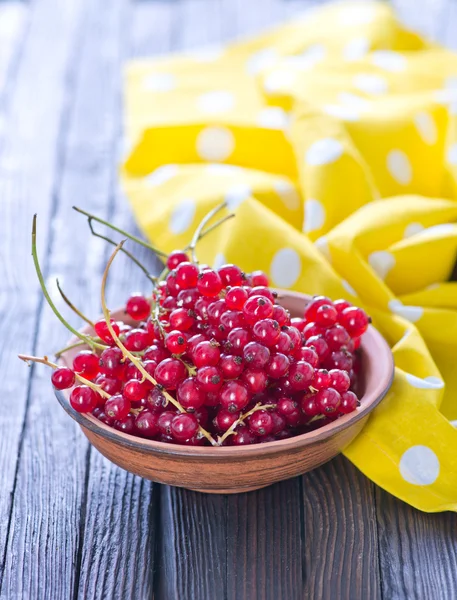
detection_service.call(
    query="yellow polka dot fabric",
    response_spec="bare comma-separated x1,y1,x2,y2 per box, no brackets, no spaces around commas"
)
122,0,457,512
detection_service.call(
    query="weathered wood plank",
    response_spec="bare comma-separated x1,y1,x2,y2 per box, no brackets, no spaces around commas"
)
0,0,89,591
0,1,28,109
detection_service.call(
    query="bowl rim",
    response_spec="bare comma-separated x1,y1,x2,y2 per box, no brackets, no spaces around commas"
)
55,290,394,459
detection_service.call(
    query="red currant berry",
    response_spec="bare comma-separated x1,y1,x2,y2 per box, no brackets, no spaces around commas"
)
250,270,269,287
126,294,150,321
230,425,255,445
96,410,115,426
73,351,99,381
340,390,359,413
288,361,314,391
105,394,130,421
327,349,353,372
114,414,136,435
206,325,227,342
51,367,75,390
169,308,195,331
177,377,205,412
220,310,245,331
157,410,176,435
316,388,341,414
213,409,240,432
225,286,248,310
270,411,286,434
312,369,330,390
194,405,209,428
197,269,223,297
94,319,120,345
135,410,159,438
194,297,212,319
304,296,332,322
242,368,268,394
285,326,302,353
166,330,188,355
95,374,122,395
352,337,361,351
275,331,293,354
324,325,351,351
333,299,352,315
248,410,273,436
124,328,152,352
339,307,370,338
301,394,320,417
165,271,180,297
252,318,280,347
243,295,274,324
167,250,189,270
243,341,270,369
295,346,319,368
305,335,330,361
303,322,324,340
155,358,187,390
272,305,290,327
207,299,227,324
99,347,126,379
146,386,167,412
70,385,98,413
193,340,220,367
162,296,178,311
196,365,223,393
266,353,290,379
219,354,244,379
171,413,199,441
314,304,338,329
144,343,169,364
123,378,148,402
328,369,351,393
218,264,243,287
277,397,298,417
248,286,276,303
219,380,250,412
290,317,306,332
175,261,199,289
177,287,199,309
226,327,251,355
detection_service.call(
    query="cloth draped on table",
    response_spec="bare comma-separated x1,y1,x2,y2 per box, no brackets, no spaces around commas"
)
121,0,457,512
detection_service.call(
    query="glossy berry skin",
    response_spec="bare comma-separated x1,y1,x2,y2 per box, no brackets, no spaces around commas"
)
95,374,122,395
286,326,302,354
290,317,306,332
94,319,120,345
135,410,159,438
277,397,298,417
303,322,323,340
304,296,332,321
154,358,187,390
114,414,136,435
288,361,314,391
218,264,243,287
327,349,353,372
124,329,151,352
157,411,176,436
192,340,220,367
230,426,255,446
51,367,75,390
242,368,268,394
166,250,189,270
219,354,244,379
316,388,342,414
328,369,351,393
73,351,99,381
171,413,199,441
225,286,248,310
146,386,167,412
305,335,330,361
196,366,223,393
165,271,180,297
340,307,370,338
105,394,131,421
219,380,250,412
177,287,200,309
177,377,205,412
214,409,240,432
123,379,148,402
194,297,212,319
166,330,188,355
295,346,319,368
301,394,320,417
272,305,290,327
340,390,359,413
275,331,293,354
243,295,274,324
169,308,194,331
162,296,178,311
144,343,169,364
270,411,286,434
226,328,251,355
252,319,280,347
126,294,150,321
333,299,352,315
324,325,351,351
250,270,269,287
266,353,290,379
314,304,338,329
248,410,273,436
99,347,126,379
197,269,223,297
70,385,98,413
248,286,276,303
312,369,330,390
220,310,245,331
175,261,199,289
243,342,270,369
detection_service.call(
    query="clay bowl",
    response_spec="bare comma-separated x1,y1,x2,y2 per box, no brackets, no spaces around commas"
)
55,290,394,494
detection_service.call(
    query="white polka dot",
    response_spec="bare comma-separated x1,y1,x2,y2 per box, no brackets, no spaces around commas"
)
305,138,343,166
368,251,396,279
414,112,437,145
145,164,179,187
264,70,297,94
197,90,235,114
405,373,444,390
450,420,457,428
292,44,326,70
445,75,457,91
257,107,289,130
426,283,440,290
354,74,387,95
273,179,301,211
143,73,176,92
343,37,370,61
270,248,301,288
416,223,456,239
387,150,412,185
388,299,423,323
212,253,227,269
341,279,358,297
205,163,243,176
196,126,235,161
371,50,406,72
447,143,457,165
339,92,370,110
303,199,326,233
190,44,225,62
404,222,424,238
314,236,331,261
169,199,196,234
323,104,361,122
225,183,252,209
400,445,440,485
339,4,376,26
246,48,278,75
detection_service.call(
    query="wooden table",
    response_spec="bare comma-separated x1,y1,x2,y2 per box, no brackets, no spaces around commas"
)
1,0,456,597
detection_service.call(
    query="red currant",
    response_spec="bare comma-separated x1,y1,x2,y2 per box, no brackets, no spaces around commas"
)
124,329,151,352
275,331,293,354
167,250,189,270
114,414,136,435
242,368,268,393
73,351,99,381
144,343,169,364
272,305,290,327
252,319,280,346
154,358,187,389
126,294,150,321
316,388,341,414
196,366,223,393
157,411,176,436
339,307,370,338
225,286,248,310
169,308,195,331
327,349,353,372
135,410,159,438
99,347,126,379
305,335,330,361
266,353,290,379
340,390,359,413
197,269,223,297
243,341,270,369
207,299,227,323
95,374,122,395
166,330,188,355
226,327,251,355
220,310,245,331
218,264,243,287
243,295,274,324
213,409,239,432
175,261,199,289
230,425,255,445
333,299,352,315
250,270,269,287
94,319,120,344
248,286,276,303
177,377,205,412
324,325,351,351
219,354,244,379
288,361,314,391
328,369,351,393
314,304,338,329
171,413,199,441
123,379,148,402
219,380,250,412
105,394,130,421
166,271,181,297
70,385,98,413
301,394,320,417
192,340,220,367
248,410,273,436
51,367,75,390
295,346,319,368
312,369,330,390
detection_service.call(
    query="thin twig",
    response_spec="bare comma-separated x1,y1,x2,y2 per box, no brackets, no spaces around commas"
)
185,213,235,251
54,340,87,358
216,402,276,446
188,202,228,263
100,241,217,446
56,279,95,327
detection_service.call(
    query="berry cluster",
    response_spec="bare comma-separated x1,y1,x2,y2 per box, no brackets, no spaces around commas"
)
51,253,369,446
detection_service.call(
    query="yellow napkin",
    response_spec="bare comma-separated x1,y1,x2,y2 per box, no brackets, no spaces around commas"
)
122,0,457,512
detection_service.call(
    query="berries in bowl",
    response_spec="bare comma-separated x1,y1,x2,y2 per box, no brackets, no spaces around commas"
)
19,206,394,493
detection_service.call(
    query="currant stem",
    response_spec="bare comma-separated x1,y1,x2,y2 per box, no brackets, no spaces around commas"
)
31,215,106,353
188,202,229,263
73,206,167,257
54,340,86,358
17,354,110,399
216,402,276,446
100,241,217,446
185,213,235,251
56,279,95,327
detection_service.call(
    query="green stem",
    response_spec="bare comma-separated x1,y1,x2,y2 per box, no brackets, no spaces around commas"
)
217,402,276,446
31,215,106,353
54,340,86,358
56,279,95,327
188,202,228,263
184,213,235,252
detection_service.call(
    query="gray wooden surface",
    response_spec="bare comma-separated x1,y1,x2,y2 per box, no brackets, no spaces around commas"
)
0,1,456,598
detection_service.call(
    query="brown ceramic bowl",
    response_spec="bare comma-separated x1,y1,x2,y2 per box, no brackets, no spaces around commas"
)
55,290,394,494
